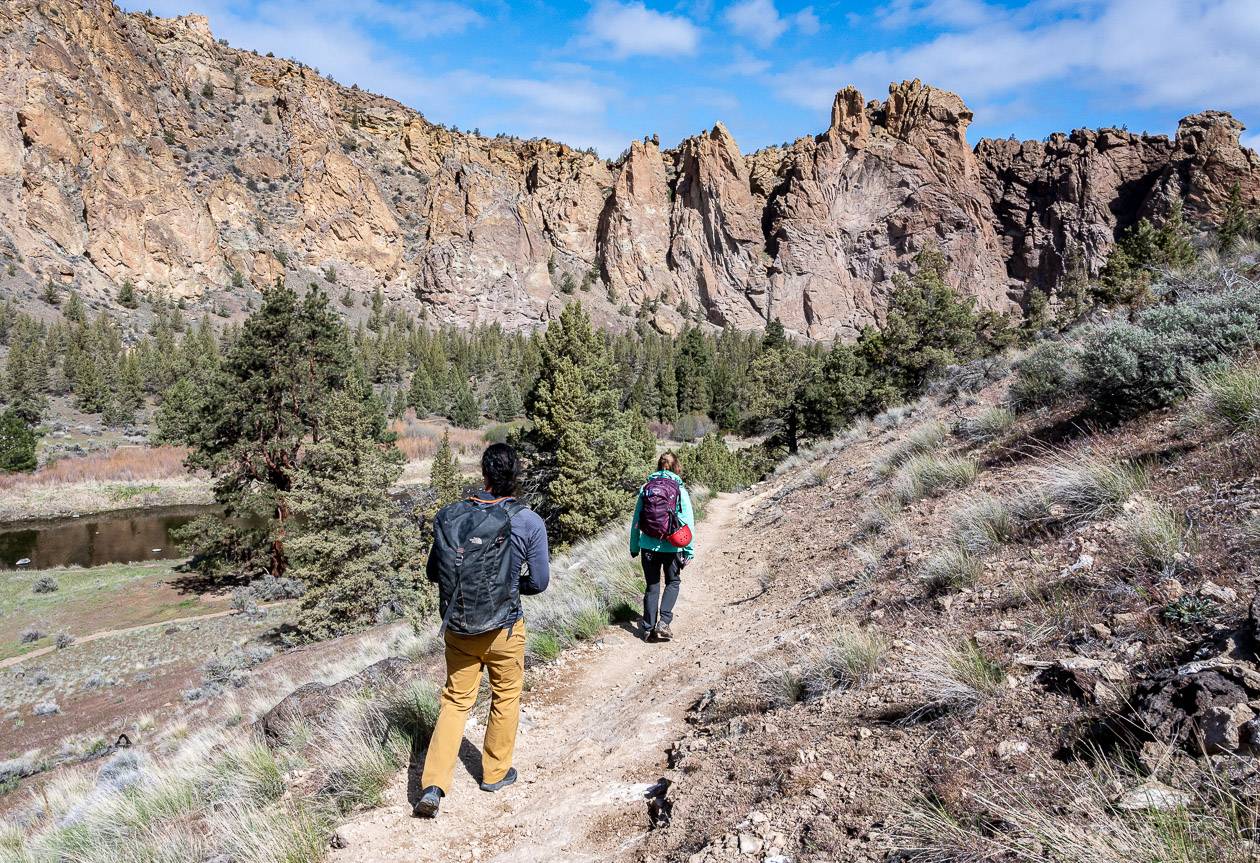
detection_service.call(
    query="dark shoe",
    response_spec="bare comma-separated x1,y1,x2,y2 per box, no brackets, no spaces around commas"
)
641,619,656,641
413,785,443,818
480,767,518,792
655,622,673,641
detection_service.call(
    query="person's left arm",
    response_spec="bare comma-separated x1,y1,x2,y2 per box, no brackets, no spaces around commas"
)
517,512,551,595
678,486,695,560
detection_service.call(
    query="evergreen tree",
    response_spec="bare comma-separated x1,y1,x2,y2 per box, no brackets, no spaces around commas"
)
41,279,60,306
63,291,86,323
744,344,818,453
5,320,48,424
429,430,463,506
182,280,354,581
521,302,654,545
675,327,714,416
1099,200,1196,304
287,387,429,640
408,368,437,415
445,375,480,428
858,248,982,406
798,344,870,438
118,280,139,309
656,356,679,424
489,376,523,421
0,408,38,472
1218,183,1253,253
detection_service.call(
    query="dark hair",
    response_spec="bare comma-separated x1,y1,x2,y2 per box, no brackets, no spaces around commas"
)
657,452,680,474
482,443,520,497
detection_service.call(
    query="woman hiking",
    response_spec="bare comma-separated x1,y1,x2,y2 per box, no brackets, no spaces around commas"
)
629,452,695,642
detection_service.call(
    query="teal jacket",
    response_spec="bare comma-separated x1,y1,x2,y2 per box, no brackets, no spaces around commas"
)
629,470,695,559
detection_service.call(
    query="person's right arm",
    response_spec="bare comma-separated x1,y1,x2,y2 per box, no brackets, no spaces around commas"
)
629,490,643,557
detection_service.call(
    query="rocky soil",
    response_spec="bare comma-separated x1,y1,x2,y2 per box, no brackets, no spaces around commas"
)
3,0,1258,339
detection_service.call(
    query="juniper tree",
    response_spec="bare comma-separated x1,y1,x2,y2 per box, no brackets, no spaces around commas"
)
287,386,428,640
445,375,480,428
1218,183,1253,253
429,430,463,506
0,408,38,473
181,280,354,581
408,368,437,415
118,280,139,309
520,302,654,545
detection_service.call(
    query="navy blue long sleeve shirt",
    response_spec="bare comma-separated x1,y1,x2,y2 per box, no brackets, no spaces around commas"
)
426,492,550,595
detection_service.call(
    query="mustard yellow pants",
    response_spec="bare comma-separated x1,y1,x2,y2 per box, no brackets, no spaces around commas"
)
420,621,526,793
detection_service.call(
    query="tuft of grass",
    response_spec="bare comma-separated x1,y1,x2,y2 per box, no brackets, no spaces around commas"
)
1193,362,1260,433
803,628,887,700
893,454,978,504
953,406,1015,441
891,754,1257,863
1016,449,1148,527
212,739,286,804
879,421,948,474
382,679,440,743
215,798,337,863
953,493,1014,553
908,638,1005,721
1125,501,1196,575
918,544,984,593
756,661,806,710
526,630,562,663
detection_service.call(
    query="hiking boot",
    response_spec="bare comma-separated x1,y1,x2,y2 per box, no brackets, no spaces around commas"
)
654,622,673,641
480,767,518,792
412,785,443,818
641,619,656,640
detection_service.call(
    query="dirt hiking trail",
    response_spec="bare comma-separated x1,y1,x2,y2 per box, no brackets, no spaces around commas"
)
334,491,768,863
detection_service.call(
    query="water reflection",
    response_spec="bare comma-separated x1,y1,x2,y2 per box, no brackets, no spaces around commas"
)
0,506,218,570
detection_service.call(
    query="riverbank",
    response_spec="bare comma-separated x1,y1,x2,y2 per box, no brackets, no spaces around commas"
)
0,476,215,523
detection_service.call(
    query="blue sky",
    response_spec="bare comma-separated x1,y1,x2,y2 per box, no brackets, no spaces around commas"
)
126,0,1260,157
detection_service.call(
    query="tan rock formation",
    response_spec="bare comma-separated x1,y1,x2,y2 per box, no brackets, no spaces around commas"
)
1,1,1256,339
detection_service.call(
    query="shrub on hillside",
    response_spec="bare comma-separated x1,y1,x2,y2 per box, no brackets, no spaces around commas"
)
671,412,715,443
1078,284,1260,417
678,433,756,493
1008,342,1080,411
31,576,59,594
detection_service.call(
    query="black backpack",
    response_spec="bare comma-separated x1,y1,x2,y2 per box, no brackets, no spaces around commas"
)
430,498,523,636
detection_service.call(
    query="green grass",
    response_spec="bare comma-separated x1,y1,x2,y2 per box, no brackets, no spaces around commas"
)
918,544,984,593
526,630,563,662
0,561,178,617
1017,450,1148,527
953,494,1014,552
1126,501,1196,575
105,482,163,502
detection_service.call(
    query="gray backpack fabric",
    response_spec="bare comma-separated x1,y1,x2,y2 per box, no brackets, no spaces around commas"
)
431,498,523,636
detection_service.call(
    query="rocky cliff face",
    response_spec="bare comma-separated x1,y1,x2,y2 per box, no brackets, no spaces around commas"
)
2,0,1258,339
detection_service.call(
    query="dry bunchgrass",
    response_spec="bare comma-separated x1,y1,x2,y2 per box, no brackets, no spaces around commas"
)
918,544,984,593
1015,449,1148,528
953,406,1015,442
1124,500,1196,575
388,415,486,462
0,446,189,490
890,754,1257,863
907,638,1006,721
877,421,948,475
893,454,978,504
802,628,888,699
953,494,1015,553
1192,361,1260,434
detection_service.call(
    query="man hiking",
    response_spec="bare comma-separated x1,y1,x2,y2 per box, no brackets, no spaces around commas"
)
629,452,695,642
413,443,550,819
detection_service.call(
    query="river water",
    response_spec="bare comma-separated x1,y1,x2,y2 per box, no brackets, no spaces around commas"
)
0,505,219,570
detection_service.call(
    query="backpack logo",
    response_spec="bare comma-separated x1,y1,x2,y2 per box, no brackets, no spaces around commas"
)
469,536,483,545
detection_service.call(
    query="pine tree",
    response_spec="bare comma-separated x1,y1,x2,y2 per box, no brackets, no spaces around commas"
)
63,291,86,323
0,408,37,472
521,302,654,545
286,384,428,640
675,327,714,416
5,320,48,424
656,356,679,424
489,376,523,421
408,368,437,415
429,430,463,506
41,279,60,306
1218,183,1252,253
858,248,981,405
118,280,139,309
182,280,354,581
446,375,480,428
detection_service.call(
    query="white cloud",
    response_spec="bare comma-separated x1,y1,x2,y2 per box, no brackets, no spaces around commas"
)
723,45,772,76
725,0,788,46
793,6,820,34
874,0,995,30
774,0,1260,126
724,0,818,45
582,1,702,58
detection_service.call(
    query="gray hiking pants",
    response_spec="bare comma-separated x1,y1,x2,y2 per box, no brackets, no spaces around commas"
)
641,550,682,628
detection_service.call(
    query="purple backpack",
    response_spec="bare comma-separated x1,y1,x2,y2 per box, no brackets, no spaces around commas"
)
638,476,680,539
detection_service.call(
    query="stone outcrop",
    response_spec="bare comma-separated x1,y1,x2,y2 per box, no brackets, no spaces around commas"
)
2,0,1258,339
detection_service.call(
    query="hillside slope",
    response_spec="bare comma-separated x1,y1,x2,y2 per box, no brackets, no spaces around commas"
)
2,0,1258,338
